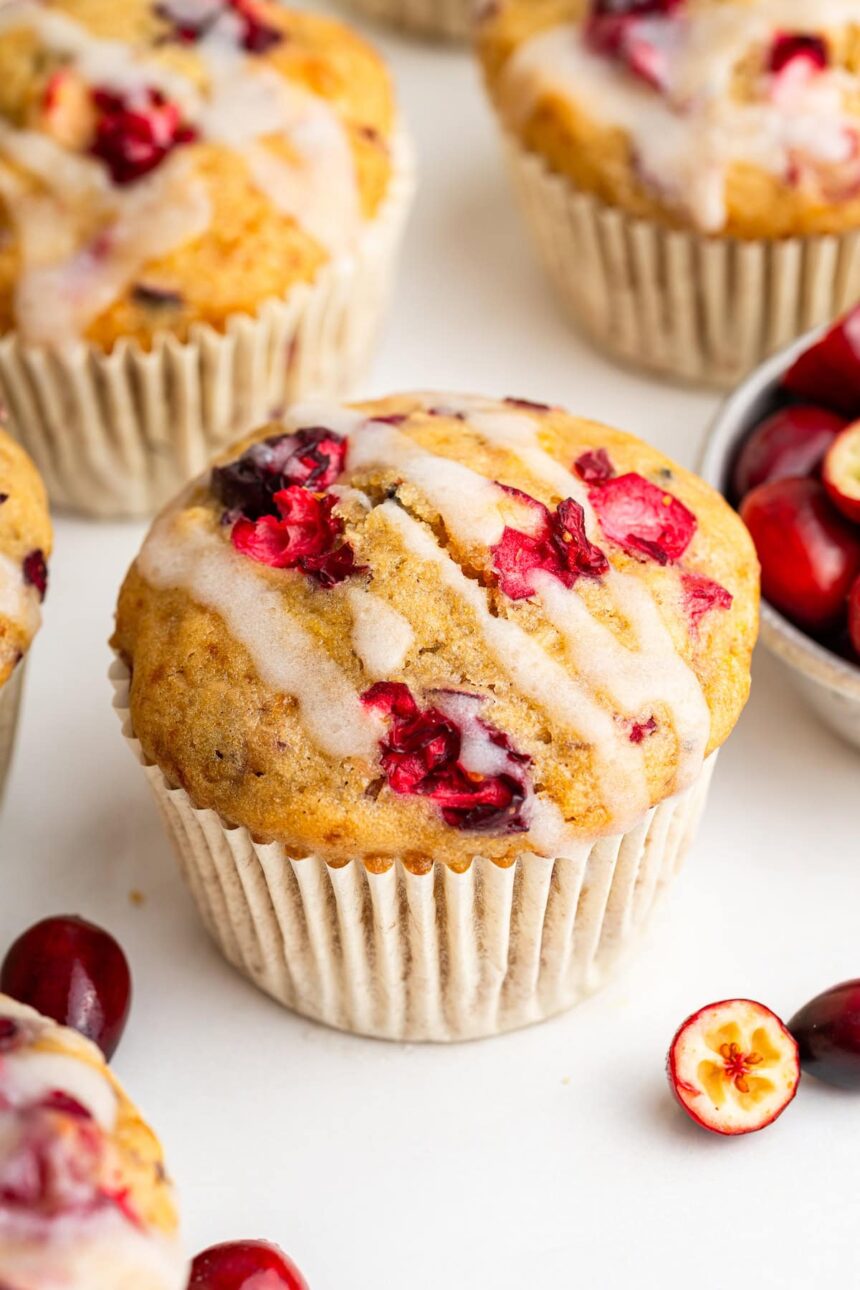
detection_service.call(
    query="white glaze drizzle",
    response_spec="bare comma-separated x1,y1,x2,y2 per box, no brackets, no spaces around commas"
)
0,0,363,342
0,552,41,670
0,1051,117,1132
138,509,378,761
347,586,414,679
499,0,860,231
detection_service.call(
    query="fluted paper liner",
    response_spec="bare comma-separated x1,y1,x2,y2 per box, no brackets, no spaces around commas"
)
343,0,472,39
0,130,415,520
502,131,860,389
0,665,24,809
112,656,716,1041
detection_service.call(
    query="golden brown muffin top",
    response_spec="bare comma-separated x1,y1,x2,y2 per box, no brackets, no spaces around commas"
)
0,428,51,688
114,393,759,870
0,995,184,1290
477,0,860,238
0,0,397,350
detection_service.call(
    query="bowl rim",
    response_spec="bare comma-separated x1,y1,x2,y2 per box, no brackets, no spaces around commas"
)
701,326,860,702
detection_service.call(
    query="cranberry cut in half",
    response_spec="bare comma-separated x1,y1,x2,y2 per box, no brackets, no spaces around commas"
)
189,1241,308,1290
822,421,860,522
0,916,132,1060
732,405,846,502
668,999,800,1135
789,980,860,1089
740,477,860,632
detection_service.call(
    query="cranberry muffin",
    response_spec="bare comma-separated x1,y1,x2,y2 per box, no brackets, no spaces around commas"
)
0,0,413,516
0,427,51,807
112,392,758,1040
0,994,186,1290
339,0,473,41
477,0,860,385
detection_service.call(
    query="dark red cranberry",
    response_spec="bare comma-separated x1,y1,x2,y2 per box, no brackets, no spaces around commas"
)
769,32,828,75
22,550,48,601
0,1017,20,1052
362,684,531,834
90,87,197,186
783,305,860,417
732,405,846,501
849,574,860,656
588,473,697,564
740,478,860,632
573,448,615,484
504,396,552,412
159,0,283,54
789,981,860,1089
491,486,608,600
231,486,361,588
189,1241,308,1290
629,716,657,743
212,430,346,520
680,572,733,628
0,917,132,1060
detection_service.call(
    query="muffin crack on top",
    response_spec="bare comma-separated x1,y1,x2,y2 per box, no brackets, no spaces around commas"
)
0,0,398,350
113,394,759,870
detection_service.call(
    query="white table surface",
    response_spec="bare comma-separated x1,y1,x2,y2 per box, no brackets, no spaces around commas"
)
3,10,860,1288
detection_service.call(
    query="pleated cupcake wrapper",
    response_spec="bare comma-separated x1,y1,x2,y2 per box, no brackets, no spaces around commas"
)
502,131,860,389
0,129,416,520
0,663,24,809
112,656,716,1042
344,0,473,39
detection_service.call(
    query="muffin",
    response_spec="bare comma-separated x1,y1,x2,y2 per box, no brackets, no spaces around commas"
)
340,0,474,41
0,0,414,518
112,391,758,1041
477,1,860,387
0,428,51,807
0,993,186,1290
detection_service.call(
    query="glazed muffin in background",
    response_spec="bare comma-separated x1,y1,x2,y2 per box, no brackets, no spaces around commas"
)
0,428,51,807
0,993,186,1290
340,0,474,41
112,392,758,1041
477,0,860,386
0,0,414,517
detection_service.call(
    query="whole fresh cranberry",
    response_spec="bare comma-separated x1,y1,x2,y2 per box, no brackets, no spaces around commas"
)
789,980,860,1089
740,478,860,632
782,305,860,417
849,574,860,656
189,1241,308,1290
0,917,132,1060
732,405,846,501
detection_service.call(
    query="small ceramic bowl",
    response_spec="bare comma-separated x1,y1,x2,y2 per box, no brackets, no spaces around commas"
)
701,329,860,752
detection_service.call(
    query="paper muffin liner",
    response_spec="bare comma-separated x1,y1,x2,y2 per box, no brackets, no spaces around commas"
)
0,664,25,809
0,129,415,521
342,0,473,40
502,131,860,389
112,656,717,1042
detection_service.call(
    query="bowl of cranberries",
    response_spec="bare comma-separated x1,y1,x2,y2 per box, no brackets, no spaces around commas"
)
703,306,860,750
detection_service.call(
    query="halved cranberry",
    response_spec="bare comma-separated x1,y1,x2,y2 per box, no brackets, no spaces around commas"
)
22,550,48,601
588,473,696,564
231,486,360,588
783,306,860,417
769,32,828,75
0,917,132,1060
212,430,346,520
822,421,860,521
681,572,733,628
362,684,531,834
732,405,846,501
90,88,197,186
740,478,860,632
491,487,608,600
189,1241,308,1290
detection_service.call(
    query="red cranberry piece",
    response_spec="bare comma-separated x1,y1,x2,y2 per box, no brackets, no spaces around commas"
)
789,980,860,1089
491,487,608,600
586,0,684,90
822,421,860,522
22,550,48,601
0,1105,105,1215
90,87,197,186
189,1241,308,1290
588,473,696,564
0,1017,21,1052
680,572,733,629
732,404,846,501
783,306,860,417
159,0,283,54
740,478,860,632
629,716,657,743
503,396,552,412
769,32,828,75
849,574,860,656
212,429,347,520
573,448,615,484
231,486,360,588
0,917,132,1060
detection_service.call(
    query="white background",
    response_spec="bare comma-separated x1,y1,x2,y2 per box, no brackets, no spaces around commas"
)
3,9,860,1288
